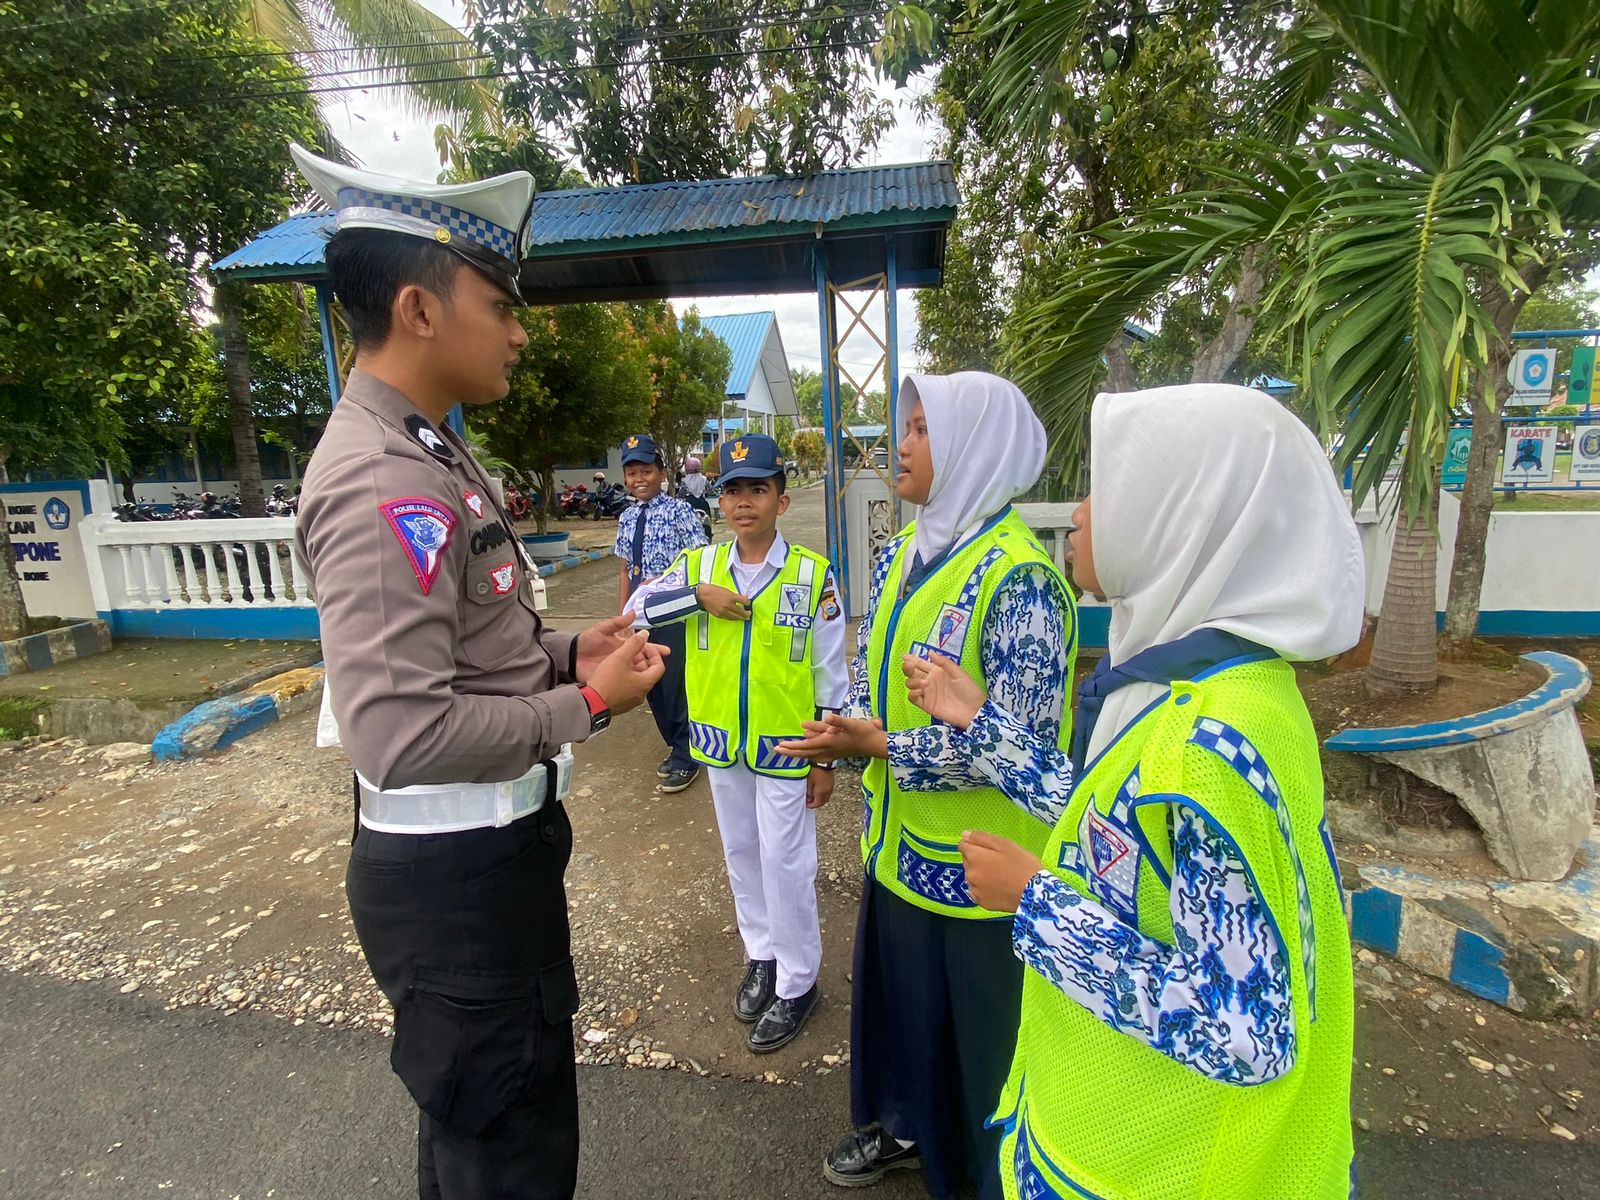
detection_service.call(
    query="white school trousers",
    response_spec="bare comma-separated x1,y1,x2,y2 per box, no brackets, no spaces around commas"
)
707,762,821,1000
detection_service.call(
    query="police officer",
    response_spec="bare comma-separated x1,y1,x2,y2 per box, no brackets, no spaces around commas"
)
290,144,666,1200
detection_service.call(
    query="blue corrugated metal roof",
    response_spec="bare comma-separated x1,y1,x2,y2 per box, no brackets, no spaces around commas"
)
213,162,957,281
530,163,957,249
1248,373,1298,394
212,210,333,277
695,312,772,398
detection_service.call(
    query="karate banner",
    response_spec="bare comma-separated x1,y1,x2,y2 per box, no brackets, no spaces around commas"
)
1500,425,1557,485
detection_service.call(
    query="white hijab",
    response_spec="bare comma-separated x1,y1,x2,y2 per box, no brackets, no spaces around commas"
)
904,372,1048,570
1083,384,1366,762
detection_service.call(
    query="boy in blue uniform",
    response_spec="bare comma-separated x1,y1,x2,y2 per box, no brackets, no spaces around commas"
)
630,435,849,1052
614,433,708,792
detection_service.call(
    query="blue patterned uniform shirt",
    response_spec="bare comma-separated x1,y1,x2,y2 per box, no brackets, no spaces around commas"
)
852,532,1296,1085
613,493,707,581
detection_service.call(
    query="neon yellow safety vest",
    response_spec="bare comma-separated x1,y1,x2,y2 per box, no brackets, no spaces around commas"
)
678,540,831,778
993,656,1354,1200
862,505,1078,918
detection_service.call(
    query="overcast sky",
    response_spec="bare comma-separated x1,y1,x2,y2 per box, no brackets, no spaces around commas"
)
321,1,938,381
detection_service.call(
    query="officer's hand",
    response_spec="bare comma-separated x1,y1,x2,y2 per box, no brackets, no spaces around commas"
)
805,766,835,810
588,631,667,715
575,612,634,684
777,714,887,762
959,830,1042,913
697,584,752,621
902,652,986,730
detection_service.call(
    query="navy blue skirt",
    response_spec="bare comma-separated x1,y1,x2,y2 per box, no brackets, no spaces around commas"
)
849,876,1024,1200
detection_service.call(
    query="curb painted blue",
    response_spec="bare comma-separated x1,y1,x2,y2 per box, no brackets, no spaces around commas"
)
1325,651,1591,753
152,663,325,762
1348,883,1523,1010
535,548,609,578
0,619,112,677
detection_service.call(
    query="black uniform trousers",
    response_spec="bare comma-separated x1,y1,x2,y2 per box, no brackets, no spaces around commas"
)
347,800,580,1200
645,621,694,772
849,877,1023,1200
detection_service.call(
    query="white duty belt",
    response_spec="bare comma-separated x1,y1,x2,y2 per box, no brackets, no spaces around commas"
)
357,747,575,834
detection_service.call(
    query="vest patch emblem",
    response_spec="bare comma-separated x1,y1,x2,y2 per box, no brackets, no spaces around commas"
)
932,604,971,660
775,582,812,629
489,561,516,594
379,498,455,595
463,490,484,518
1082,807,1139,920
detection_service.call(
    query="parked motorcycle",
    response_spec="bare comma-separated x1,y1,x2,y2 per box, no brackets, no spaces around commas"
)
557,483,590,519
590,481,631,520
503,473,537,522
265,483,298,517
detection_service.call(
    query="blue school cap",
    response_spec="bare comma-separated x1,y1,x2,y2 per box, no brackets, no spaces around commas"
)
718,434,786,483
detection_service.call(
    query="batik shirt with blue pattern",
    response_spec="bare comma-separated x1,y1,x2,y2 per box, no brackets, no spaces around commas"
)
964,699,1298,1085
613,492,707,581
844,535,1073,791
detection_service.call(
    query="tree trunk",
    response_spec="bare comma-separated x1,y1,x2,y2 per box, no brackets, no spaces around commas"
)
1366,486,1441,695
217,285,266,519
1190,242,1270,383
1442,262,1551,653
535,464,556,536
0,497,30,642
1104,335,1134,392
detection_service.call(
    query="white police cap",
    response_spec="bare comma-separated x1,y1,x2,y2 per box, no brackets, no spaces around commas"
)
289,142,534,301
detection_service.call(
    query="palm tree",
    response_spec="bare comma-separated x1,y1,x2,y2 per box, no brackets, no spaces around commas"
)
218,2,501,515
974,0,1600,694
242,0,498,124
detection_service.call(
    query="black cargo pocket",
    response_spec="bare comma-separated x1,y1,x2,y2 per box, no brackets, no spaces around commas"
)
390,985,540,1137
538,957,580,1026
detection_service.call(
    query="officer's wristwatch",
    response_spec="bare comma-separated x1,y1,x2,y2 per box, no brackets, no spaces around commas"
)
578,684,611,734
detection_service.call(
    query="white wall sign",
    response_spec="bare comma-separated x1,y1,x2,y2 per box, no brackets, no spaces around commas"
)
1500,425,1557,486
1507,348,1557,406
1,484,97,619
1571,425,1600,483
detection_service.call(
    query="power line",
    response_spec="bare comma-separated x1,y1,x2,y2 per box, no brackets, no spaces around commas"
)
161,2,887,66
137,37,882,114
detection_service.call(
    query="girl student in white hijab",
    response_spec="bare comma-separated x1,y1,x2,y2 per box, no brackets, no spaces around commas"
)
778,373,1080,1200
904,384,1365,1200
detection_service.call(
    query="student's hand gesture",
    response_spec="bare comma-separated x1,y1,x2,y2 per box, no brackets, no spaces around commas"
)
806,765,835,810
902,652,986,730
575,612,634,684
777,714,888,762
959,830,1043,913
697,584,752,621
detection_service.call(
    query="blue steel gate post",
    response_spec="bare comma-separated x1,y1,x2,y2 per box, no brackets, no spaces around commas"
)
813,237,906,619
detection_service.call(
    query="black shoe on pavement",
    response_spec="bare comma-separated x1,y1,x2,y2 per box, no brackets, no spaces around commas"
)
660,764,700,793
747,983,819,1054
656,756,673,779
822,1125,922,1188
734,959,777,1024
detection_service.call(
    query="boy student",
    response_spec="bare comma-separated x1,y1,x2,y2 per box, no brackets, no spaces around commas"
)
629,433,848,1053
614,433,708,793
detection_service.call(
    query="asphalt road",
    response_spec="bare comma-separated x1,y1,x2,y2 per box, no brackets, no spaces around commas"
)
4,970,1598,1200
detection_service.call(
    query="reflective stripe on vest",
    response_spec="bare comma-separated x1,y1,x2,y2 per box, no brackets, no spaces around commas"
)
683,541,828,778
862,506,1078,918
995,659,1354,1200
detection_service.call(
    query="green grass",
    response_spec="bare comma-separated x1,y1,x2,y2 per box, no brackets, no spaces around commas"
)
1493,489,1600,511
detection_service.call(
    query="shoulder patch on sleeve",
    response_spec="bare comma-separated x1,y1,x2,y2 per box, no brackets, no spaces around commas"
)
379,497,456,594
820,570,842,620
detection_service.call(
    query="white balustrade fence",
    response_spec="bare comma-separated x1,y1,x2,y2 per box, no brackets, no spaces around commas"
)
80,513,311,615
1015,502,1076,573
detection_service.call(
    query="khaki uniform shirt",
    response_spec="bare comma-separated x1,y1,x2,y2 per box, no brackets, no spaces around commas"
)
297,369,589,789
